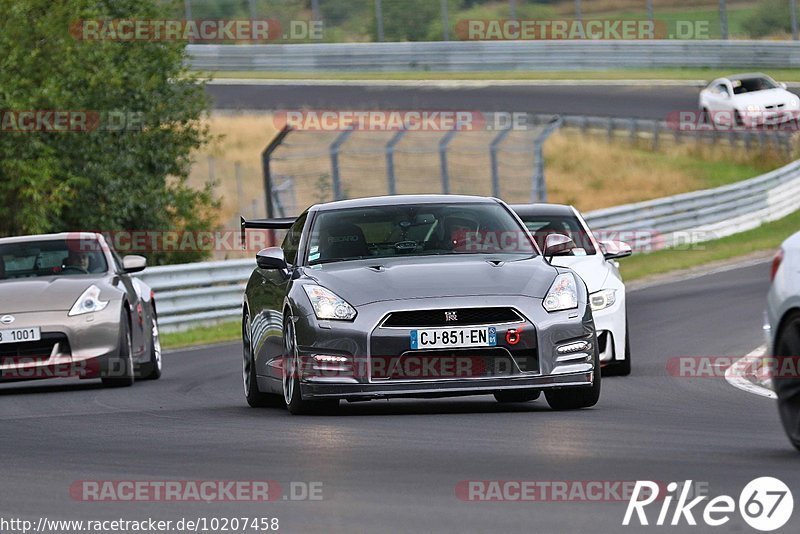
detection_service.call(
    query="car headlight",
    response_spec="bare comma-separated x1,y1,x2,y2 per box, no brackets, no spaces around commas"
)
746,105,761,113
303,285,357,321
543,273,578,312
68,285,109,316
590,289,617,311
789,98,799,108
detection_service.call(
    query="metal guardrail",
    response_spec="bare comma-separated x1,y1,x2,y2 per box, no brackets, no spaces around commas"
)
140,155,800,332
187,41,800,72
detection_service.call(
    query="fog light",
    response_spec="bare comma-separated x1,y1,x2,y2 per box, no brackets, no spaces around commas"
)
557,341,591,354
313,355,349,364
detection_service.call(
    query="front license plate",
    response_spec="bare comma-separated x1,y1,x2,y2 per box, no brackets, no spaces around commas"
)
0,327,41,344
410,327,497,350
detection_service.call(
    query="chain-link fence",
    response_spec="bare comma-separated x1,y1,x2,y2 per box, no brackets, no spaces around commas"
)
173,0,800,42
266,115,563,217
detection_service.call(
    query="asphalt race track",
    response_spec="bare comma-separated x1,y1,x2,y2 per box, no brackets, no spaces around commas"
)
206,82,699,119
1,260,797,533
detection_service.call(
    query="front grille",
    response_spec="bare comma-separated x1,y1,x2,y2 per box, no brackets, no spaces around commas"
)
0,333,70,365
382,307,522,328
765,103,785,110
372,348,516,380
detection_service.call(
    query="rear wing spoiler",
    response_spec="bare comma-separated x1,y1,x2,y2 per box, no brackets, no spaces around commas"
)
240,216,295,249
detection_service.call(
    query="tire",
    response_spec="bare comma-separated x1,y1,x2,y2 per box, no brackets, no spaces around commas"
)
494,389,541,403
283,313,338,415
604,319,631,377
545,341,601,410
243,311,282,408
774,311,800,451
102,309,135,388
140,308,162,380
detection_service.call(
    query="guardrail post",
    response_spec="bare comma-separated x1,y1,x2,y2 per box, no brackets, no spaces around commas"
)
629,118,637,143
375,0,385,42
719,0,728,39
531,116,563,203
652,121,660,150
439,129,458,194
792,0,799,40
386,129,407,195
262,125,292,220
607,118,614,140
490,125,513,198
330,129,355,201
440,0,450,40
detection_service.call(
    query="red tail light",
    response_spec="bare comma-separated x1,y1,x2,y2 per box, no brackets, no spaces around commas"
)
771,248,784,281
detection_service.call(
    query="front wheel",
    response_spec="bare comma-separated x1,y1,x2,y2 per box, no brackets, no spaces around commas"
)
545,342,601,410
102,310,135,388
283,313,338,415
604,320,631,377
243,312,281,408
140,309,162,380
774,312,800,451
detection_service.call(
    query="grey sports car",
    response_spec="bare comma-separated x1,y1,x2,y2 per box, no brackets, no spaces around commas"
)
241,195,600,414
0,232,161,386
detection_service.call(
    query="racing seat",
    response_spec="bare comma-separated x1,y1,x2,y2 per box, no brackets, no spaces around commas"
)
317,223,370,262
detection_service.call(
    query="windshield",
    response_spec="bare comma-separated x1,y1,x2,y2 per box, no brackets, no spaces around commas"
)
306,203,536,265
732,76,779,95
519,214,597,256
0,239,109,280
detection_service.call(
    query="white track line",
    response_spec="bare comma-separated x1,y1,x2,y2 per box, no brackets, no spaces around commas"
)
724,345,777,400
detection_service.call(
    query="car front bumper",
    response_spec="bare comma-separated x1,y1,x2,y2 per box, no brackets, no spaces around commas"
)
0,304,122,382
285,295,597,401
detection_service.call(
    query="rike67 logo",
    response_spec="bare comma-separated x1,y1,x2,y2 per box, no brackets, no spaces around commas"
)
623,478,793,531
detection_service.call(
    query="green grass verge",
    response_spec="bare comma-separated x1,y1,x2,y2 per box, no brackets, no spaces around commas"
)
620,209,800,281
202,68,800,82
161,320,240,350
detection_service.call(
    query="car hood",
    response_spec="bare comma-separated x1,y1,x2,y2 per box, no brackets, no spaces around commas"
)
0,275,109,313
732,88,795,107
550,255,609,292
302,255,558,306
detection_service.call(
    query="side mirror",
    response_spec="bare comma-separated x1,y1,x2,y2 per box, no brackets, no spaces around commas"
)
599,240,633,260
256,247,288,271
122,255,147,273
780,82,788,90
543,234,574,261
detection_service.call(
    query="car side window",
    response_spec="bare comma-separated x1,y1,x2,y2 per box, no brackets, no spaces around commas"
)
282,213,307,266
715,83,729,96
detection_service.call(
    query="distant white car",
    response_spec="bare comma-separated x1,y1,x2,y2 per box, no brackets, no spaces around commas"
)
699,73,800,128
512,204,632,376
765,230,800,451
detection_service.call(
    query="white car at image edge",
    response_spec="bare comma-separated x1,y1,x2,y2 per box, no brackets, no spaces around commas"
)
765,229,800,451
699,73,800,127
512,204,632,376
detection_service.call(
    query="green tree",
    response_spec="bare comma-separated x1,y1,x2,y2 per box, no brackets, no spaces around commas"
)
0,0,216,264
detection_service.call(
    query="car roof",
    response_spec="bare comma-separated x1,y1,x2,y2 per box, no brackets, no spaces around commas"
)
509,203,576,217
727,72,771,81
311,194,499,212
0,232,101,245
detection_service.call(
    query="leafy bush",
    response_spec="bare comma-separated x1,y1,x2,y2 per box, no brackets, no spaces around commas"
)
0,0,217,264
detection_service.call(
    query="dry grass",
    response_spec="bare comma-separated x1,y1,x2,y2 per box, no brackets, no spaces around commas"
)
188,112,786,255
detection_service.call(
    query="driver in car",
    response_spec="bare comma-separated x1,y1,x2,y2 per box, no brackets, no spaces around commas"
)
63,250,92,271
